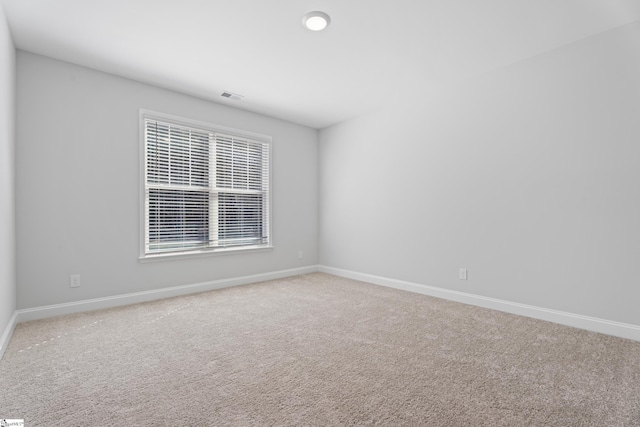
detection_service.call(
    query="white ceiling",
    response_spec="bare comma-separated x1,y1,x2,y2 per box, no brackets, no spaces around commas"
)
2,0,640,129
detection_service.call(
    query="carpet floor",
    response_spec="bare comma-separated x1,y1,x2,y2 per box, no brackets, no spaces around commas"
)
1,273,639,426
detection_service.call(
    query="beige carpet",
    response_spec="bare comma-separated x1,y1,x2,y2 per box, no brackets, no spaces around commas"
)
1,273,639,426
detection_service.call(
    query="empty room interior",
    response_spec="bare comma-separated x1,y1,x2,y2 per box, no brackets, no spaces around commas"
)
1,0,640,425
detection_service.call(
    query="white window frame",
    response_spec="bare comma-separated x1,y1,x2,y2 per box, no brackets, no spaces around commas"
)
139,110,273,261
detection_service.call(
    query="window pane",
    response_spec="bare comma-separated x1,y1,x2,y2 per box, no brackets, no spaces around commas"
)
148,188,209,252
216,135,265,191
218,193,265,245
146,120,210,188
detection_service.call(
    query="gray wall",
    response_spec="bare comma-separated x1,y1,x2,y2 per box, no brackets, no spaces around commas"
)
0,6,16,340
16,52,318,309
319,22,640,326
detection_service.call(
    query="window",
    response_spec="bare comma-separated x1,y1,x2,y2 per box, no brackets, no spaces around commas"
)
140,111,271,258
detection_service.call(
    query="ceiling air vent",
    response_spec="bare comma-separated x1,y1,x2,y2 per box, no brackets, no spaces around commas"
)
221,91,243,101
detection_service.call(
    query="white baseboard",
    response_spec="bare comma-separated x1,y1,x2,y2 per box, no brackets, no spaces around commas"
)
10,264,640,351
16,265,319,323
319,265,640,342
0,311,18,360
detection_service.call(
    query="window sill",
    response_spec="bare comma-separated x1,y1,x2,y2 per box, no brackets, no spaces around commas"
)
138,245,274,263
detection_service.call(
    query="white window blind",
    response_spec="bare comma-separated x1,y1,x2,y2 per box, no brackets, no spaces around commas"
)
142,113,270,256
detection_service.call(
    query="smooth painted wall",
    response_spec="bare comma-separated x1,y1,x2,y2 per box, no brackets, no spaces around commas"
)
319,22,640,326
16,52,318,309
0,5,16,340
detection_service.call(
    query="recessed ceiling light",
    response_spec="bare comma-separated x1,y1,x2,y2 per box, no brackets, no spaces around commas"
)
302,11,331,31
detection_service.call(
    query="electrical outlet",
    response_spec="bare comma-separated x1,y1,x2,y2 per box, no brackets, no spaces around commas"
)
298,250,303,260
70,274,81,288
459,268,468,280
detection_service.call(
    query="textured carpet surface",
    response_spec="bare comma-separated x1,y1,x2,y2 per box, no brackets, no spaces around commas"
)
1,273,639,426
